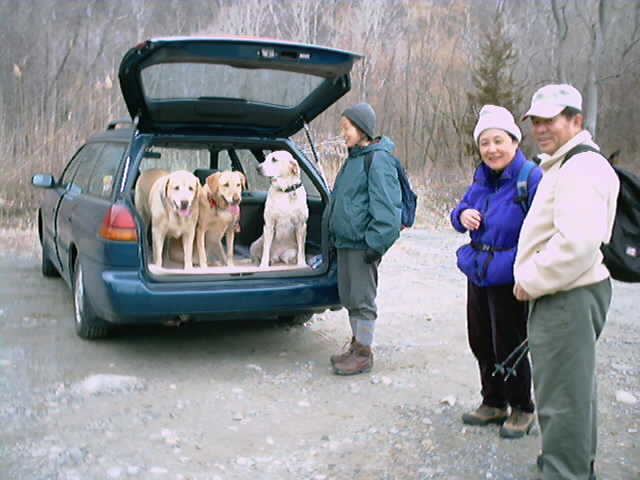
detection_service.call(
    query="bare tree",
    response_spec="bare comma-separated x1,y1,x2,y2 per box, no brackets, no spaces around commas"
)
551,0,570,82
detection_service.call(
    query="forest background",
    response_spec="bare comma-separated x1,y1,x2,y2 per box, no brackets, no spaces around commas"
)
1,0,639,227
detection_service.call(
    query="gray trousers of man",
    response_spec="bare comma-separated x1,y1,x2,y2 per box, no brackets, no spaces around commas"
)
529,279,611,480
336,248,379,345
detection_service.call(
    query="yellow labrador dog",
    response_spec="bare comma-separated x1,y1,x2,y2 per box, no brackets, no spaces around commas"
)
134,168,200,269
250,151,309,267
195,170,246,267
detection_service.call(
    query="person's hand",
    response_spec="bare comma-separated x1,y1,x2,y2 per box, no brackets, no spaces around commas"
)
460,209,482,231
514,283,532,301
364,248,382,264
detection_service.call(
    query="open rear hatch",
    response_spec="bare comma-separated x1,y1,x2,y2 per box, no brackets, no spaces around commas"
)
118,37,362,137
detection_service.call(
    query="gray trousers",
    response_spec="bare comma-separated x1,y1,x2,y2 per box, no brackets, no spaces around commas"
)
528,279,611,480
336,248,379,345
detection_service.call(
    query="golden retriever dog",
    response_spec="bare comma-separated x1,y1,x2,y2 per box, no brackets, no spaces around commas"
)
250,150,309,267
195,170,246,267
134,168,200,269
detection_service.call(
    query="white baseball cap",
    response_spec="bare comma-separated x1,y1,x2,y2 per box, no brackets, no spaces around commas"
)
522,83,582,120
473,105,522,144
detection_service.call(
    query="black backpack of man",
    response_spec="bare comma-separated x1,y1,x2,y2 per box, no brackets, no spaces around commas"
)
562,145,640,283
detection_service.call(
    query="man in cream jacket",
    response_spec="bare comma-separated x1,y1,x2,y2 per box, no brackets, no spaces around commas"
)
514,84,619,480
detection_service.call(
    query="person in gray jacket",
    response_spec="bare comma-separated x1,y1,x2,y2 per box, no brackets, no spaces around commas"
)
328,103,402,375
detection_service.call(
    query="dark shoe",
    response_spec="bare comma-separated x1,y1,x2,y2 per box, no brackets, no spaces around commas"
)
461,404,508,426
499,408,535,438
333,342,373,375
329,336,355,366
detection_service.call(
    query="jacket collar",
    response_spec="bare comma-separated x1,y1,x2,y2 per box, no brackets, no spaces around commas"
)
537,130,600,171
476,149,527,184
348,136,396,158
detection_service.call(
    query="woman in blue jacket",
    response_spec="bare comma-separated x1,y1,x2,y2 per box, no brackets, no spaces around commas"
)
328,103,402,376
451,105,542,438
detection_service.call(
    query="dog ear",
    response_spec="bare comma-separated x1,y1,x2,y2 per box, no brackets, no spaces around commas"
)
163,175,170,201
238,172,247,190
207,172,221,193
288,159,300,177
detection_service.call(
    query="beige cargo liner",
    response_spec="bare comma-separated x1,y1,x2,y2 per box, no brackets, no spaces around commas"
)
148,257,312,276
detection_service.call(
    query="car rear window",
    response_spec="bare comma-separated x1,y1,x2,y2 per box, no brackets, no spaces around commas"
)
140,63,324,107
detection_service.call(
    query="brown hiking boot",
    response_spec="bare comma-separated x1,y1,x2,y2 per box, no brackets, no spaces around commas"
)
332,342,373,375
461,404,508,426
329,336,356,366
499,408,535,438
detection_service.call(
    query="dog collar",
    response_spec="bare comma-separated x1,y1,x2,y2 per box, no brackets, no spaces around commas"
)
208,195,240,218
281,182,303,193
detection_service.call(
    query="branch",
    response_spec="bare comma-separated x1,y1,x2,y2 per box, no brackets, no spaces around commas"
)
45,27,81,100
622,1,640,60
551,0,568,40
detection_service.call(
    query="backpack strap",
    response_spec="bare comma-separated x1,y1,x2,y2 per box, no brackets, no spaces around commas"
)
364,151,373,176
560,144,604,167
516,160,537,213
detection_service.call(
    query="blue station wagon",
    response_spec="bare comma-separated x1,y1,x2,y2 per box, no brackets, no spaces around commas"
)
32,37,362,339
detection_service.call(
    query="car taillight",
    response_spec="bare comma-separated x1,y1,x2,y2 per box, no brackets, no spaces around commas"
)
99,205,138,242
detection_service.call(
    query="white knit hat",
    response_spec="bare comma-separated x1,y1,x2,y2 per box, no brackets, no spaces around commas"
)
522,83,582,120
473,105,522,144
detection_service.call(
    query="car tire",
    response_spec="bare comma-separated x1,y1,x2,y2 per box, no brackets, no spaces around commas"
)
73,258,109,340
281,312,314,325
41,243,60,278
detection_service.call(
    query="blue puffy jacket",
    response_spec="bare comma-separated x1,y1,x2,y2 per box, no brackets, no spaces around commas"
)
450,150,543,287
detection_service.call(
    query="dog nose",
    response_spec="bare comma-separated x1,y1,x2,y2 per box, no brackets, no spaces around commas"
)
180,200,189,210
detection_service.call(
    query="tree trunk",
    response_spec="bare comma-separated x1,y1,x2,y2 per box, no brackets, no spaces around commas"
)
551,0,569,82
584,0,608,136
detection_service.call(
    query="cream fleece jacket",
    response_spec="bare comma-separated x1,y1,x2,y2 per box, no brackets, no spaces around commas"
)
514,130,619,299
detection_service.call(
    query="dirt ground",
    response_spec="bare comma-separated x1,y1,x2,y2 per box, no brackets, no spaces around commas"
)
0,226,638,480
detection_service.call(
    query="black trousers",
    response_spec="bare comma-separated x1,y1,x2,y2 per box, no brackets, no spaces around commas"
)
467,280,534,413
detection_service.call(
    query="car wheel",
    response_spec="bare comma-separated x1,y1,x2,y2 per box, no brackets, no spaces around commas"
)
281,312,314,325
41,242,59,278
73,259,109,339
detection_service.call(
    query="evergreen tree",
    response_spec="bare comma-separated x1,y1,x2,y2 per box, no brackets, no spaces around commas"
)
464,15,523,162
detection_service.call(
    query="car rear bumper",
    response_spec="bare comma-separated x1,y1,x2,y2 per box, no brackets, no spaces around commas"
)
85,262,341,324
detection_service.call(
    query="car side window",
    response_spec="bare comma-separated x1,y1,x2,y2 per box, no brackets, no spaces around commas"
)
235,149,271,192
87,143,126,199
140,146,207,172
235,148,320,197
70,143,103,192
59,150,84,187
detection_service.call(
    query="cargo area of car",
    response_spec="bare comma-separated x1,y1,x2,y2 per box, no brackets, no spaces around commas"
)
133,141,327,277
142,211,324,276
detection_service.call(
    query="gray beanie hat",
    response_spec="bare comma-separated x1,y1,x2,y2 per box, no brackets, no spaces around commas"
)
342,103,376,139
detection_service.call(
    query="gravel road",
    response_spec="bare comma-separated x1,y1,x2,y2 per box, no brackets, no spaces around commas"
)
0,228,638,480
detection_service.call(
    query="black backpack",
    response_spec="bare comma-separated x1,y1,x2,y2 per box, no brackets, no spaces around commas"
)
561,144,640,282
364,152,418,228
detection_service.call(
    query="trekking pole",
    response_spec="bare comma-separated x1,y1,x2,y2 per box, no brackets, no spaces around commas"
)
492,338,528,378
503,342,530,382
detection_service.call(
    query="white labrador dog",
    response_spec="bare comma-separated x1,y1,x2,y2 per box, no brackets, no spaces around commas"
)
135,168,200,269
250,151,309,267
